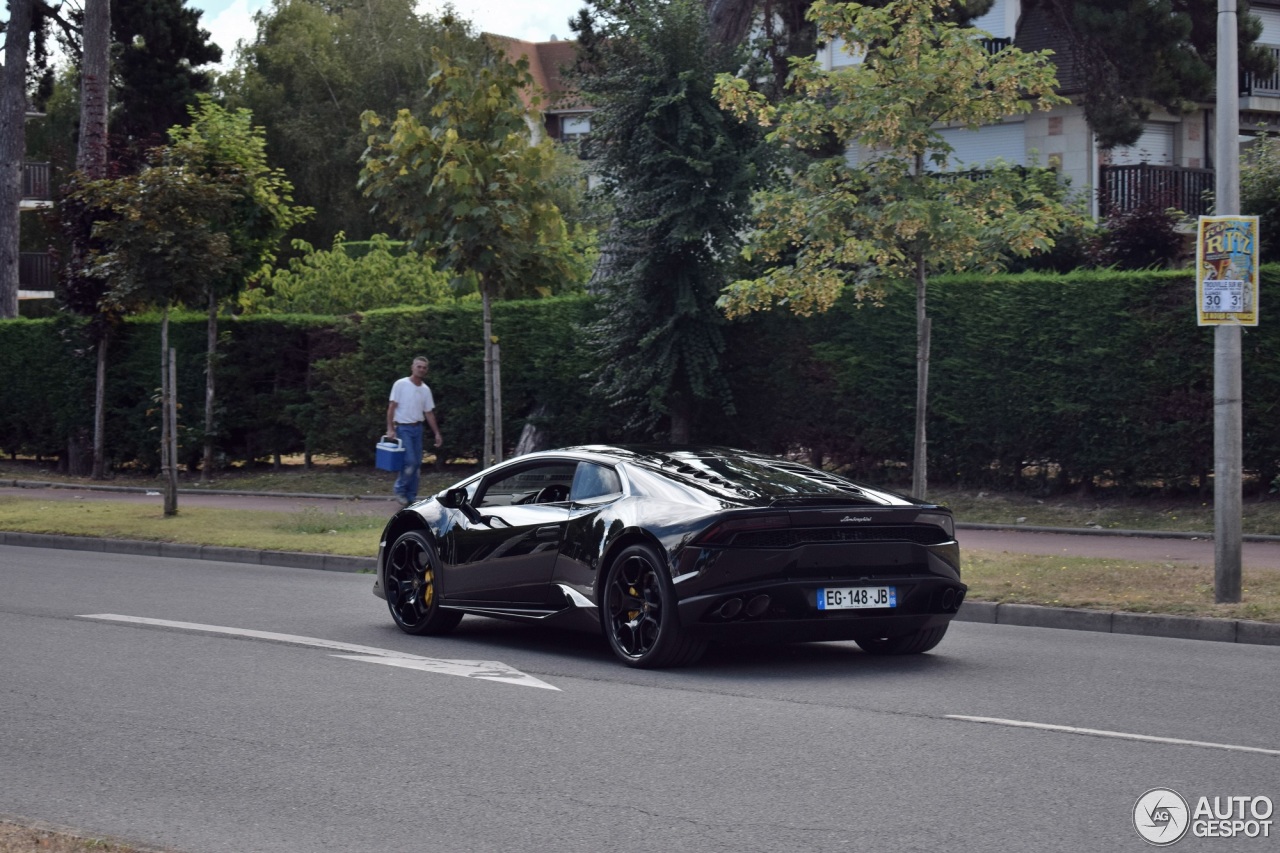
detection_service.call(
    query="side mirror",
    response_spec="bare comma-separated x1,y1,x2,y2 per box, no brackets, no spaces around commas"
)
439,487,482,524
439,487,470,509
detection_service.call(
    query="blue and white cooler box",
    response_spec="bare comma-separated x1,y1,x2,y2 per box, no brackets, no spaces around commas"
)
375,436,405,472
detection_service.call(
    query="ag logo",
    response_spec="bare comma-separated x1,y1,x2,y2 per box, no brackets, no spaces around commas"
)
1134,788,1191,846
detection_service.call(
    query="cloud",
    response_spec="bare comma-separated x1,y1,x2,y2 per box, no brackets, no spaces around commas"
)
195,0,587,67
201,0,270,65
427,0,586,40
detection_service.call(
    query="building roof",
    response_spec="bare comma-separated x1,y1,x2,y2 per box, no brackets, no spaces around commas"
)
484,34,591,113
1014,2,1085,95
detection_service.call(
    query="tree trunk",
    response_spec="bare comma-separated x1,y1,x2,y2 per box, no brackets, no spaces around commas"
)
912,251,930,500
0,0,34,319
482,287,494,469
492,342,503,464
704,0,757,46
92,331,109,479
161,306,178,516
202,289,217,482
669,398,692,444
168,345,179,512
72,0,112,468
77,0,111,180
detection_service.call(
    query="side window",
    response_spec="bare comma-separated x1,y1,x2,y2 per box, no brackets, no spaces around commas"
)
475,464,576,507
570,462,623,502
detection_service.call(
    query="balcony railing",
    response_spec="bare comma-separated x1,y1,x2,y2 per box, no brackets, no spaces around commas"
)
1098,164,1215,217
1242,45,1280,97
979,37,1013,56
22,162,50,201
19,252,54,291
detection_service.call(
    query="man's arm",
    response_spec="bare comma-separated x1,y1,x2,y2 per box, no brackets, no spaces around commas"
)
425,410,442,448
386,401,398,438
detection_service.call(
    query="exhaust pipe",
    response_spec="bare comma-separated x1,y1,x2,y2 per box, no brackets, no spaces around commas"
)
744,594,771,617
718,598,743,619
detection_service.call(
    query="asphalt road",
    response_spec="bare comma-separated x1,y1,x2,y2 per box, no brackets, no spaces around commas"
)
2,546,1278,852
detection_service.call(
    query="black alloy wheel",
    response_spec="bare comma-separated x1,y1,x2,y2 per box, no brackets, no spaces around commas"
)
385,530,463,635
602,544,705,668
855,624,949,656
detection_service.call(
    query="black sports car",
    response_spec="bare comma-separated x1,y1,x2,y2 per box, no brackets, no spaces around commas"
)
373,446,966,668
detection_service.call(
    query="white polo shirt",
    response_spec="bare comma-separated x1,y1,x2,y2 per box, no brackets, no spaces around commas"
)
389,378,436,424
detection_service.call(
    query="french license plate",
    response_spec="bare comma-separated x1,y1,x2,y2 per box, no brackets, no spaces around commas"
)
817,586,897,610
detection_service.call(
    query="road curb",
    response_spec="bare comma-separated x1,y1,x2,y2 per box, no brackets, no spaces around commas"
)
953,600,1280,646
4,530,1278,647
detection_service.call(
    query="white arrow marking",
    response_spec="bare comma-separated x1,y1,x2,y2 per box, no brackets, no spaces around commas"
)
78,614,559,691
332,655,558,690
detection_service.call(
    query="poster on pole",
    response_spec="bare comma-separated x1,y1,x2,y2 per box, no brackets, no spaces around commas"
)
1196,215,1259,326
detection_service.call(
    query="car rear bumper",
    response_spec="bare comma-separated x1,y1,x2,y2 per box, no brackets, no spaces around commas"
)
676,574,966,643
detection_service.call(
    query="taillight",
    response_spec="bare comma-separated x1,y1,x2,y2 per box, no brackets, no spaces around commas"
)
697,513,790,545
916,511,955,539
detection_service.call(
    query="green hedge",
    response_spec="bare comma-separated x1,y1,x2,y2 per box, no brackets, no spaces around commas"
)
2,268,1277,493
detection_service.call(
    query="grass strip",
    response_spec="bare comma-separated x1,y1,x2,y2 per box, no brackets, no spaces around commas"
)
0,498,385,558
964,549,1280,622
0,821,156,853
935,488,1280,536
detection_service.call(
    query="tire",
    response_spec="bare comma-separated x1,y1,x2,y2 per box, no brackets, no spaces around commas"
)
855,624,949,656
601,543,706,668
384,530,463,635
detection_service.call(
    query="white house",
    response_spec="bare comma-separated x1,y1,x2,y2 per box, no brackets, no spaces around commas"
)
820,0,1280,217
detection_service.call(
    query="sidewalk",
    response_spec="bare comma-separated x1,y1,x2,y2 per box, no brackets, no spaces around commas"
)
3,480,1279,647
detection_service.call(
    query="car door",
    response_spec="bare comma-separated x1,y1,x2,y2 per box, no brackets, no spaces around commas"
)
553,462,628,591
442,460,576,603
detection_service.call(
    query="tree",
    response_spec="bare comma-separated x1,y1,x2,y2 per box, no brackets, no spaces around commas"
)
76,0,109,179
239,233,460,315
223,0,484,250
1242,135,1280,264
1,0,36,318
360,47,585,467
46,0,222,168
163,97,311,481
1026,0,1272,148
571,0,764,442
715,0,1079,498
110,0,223,165
71,155,241,513
41,0,220,477
701,0,993,98
71,0,112,478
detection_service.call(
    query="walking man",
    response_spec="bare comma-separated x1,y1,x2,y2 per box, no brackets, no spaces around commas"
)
386,356,442,505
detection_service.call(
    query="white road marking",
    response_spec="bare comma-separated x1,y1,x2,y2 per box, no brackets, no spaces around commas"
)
332,655,558,690
947,715,1280,757
78,614,560,691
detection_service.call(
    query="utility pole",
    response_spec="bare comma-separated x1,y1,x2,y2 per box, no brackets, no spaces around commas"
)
1214,0,1243,603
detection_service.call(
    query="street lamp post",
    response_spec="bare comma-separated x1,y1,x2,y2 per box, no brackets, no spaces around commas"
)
1214,0,1243,603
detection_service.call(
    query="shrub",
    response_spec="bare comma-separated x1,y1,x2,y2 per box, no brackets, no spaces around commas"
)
1241,135,1280,263
1088,198,1187,270
239,233,462,315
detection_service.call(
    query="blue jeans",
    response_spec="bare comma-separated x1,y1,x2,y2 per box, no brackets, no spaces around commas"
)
393,423,423,503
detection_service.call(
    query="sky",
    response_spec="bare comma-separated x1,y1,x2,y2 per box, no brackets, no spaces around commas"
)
194,0,589,66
